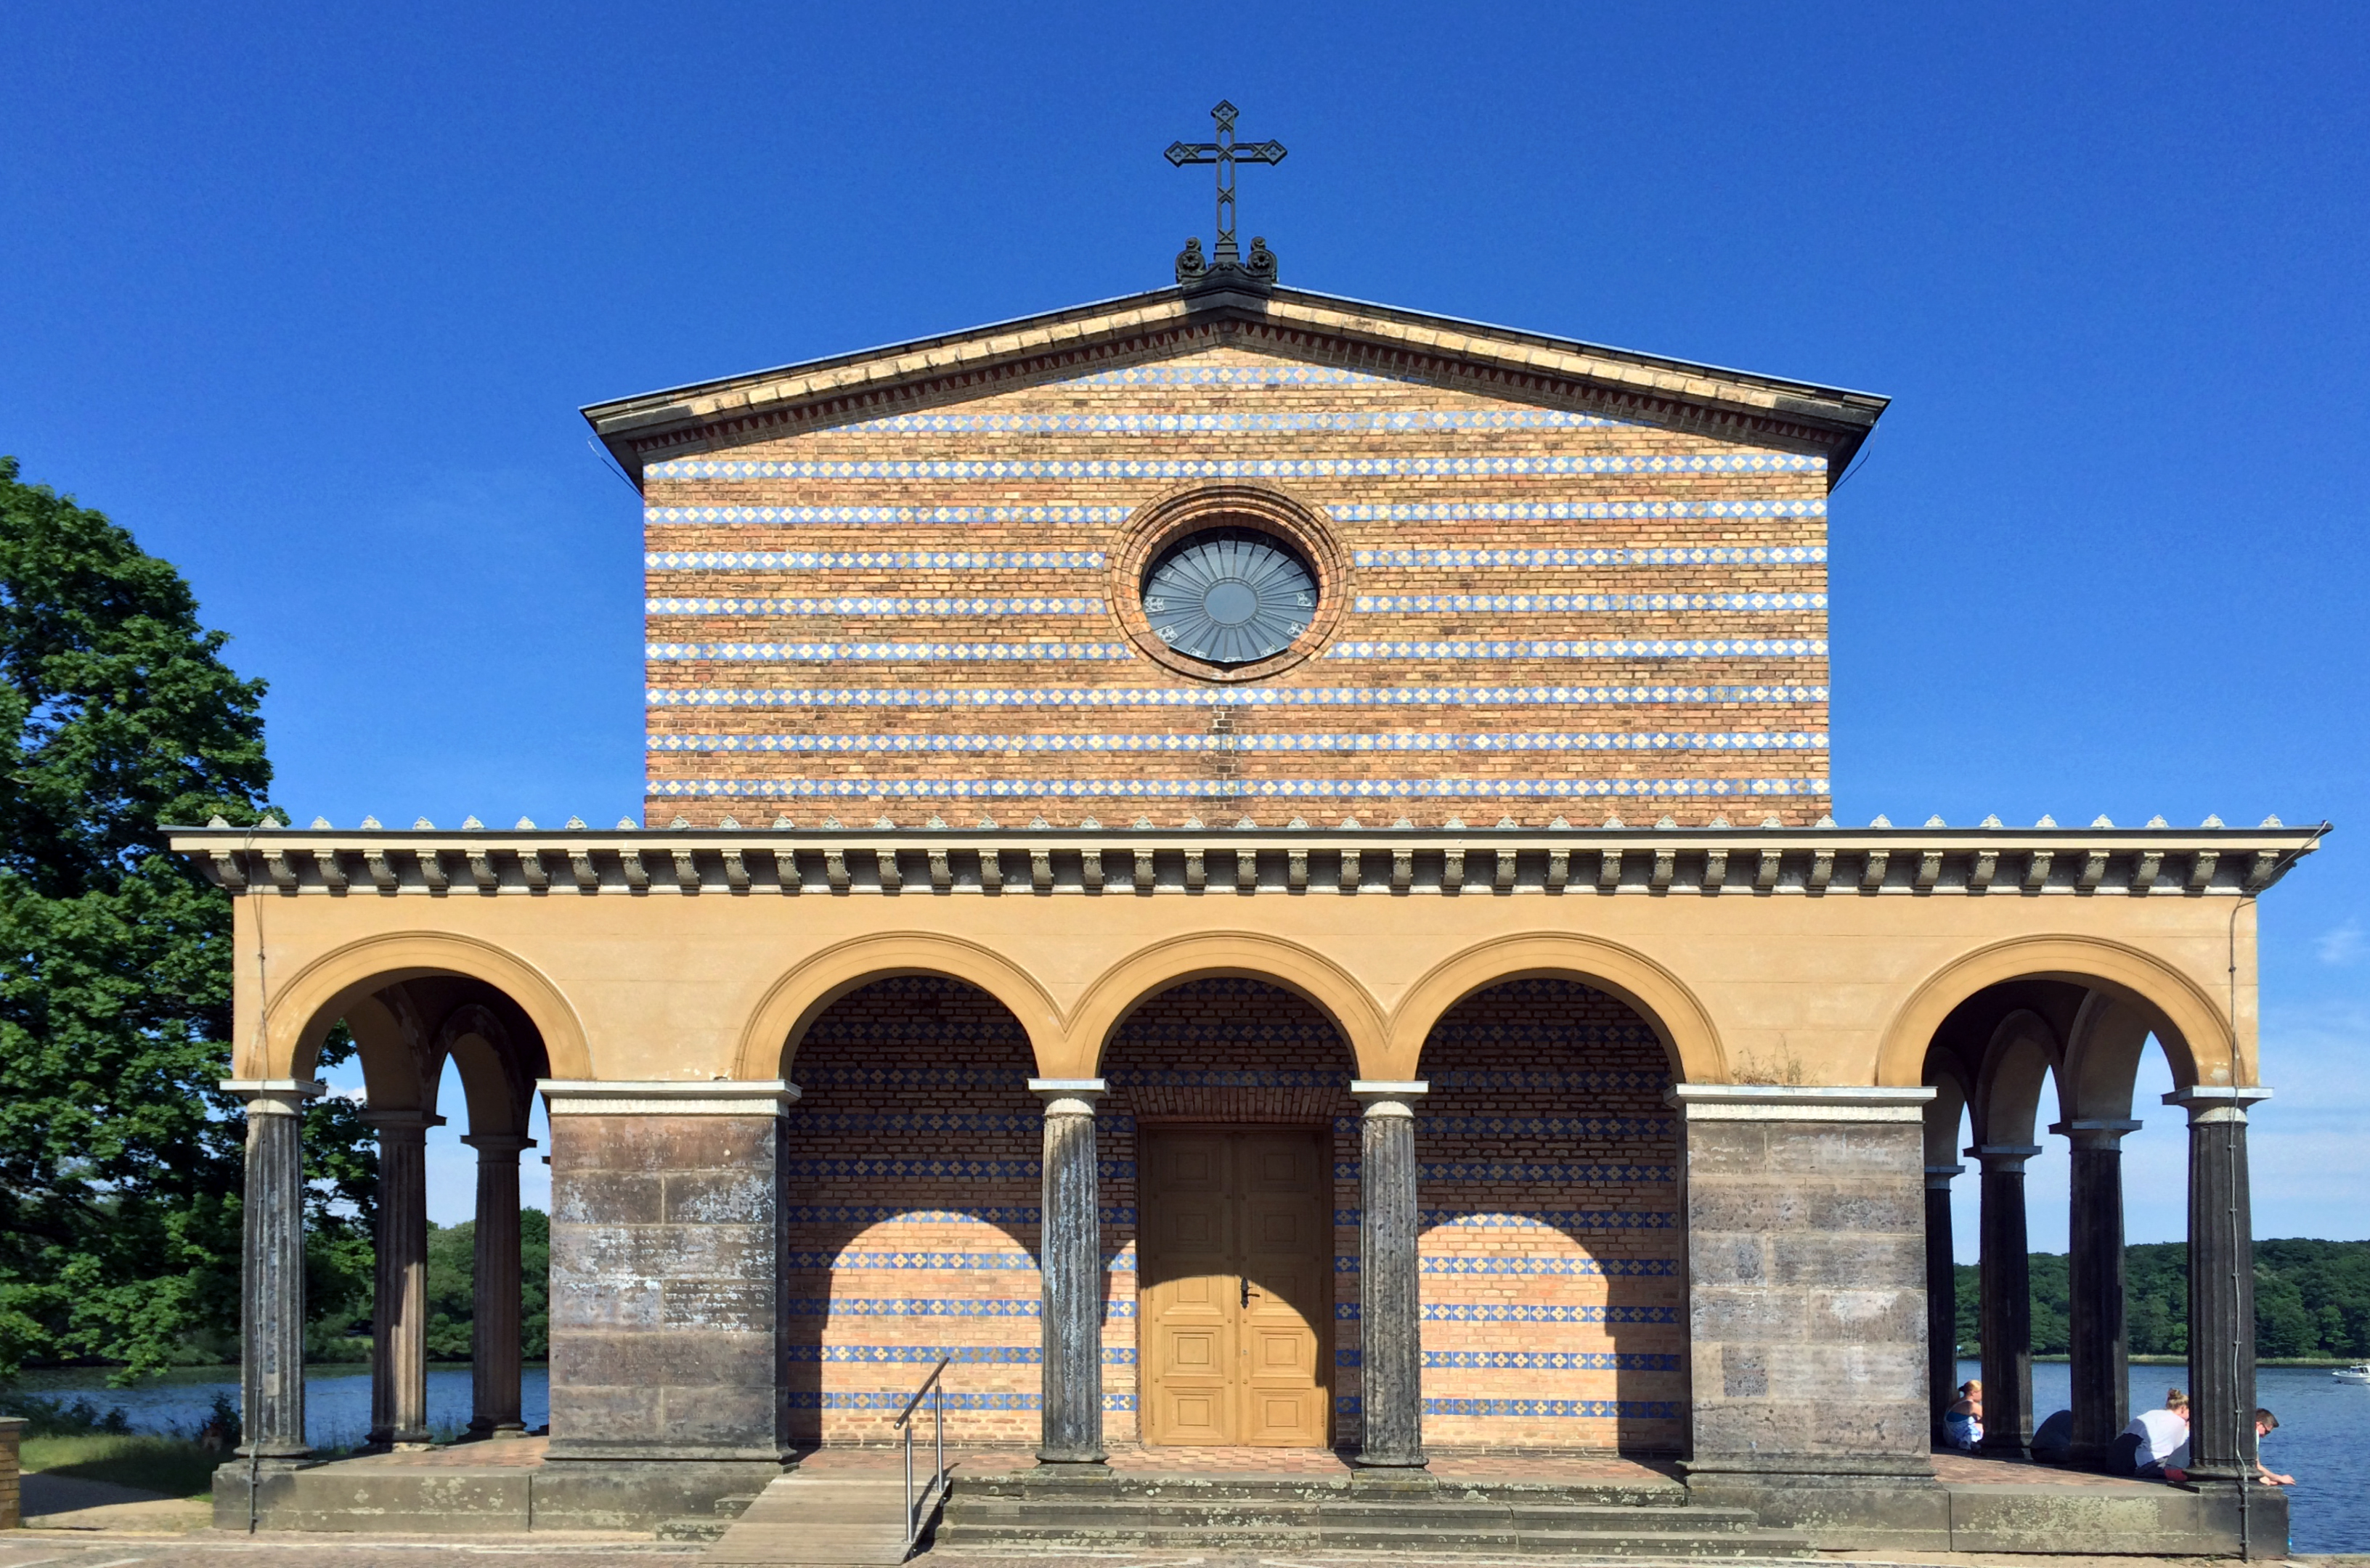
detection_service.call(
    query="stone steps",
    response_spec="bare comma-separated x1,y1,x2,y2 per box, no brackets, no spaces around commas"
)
934,1474,1814,1558
706,1474,929,1564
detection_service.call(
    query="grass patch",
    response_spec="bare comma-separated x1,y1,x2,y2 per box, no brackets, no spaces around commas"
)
20,1433,223,1499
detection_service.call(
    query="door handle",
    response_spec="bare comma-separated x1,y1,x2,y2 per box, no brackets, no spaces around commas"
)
1240,1277,1250,1309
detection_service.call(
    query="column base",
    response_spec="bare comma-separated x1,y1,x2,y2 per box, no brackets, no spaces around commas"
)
466,1418,530,1441
1351,1450,1431,1471
1030,1458,1113,1482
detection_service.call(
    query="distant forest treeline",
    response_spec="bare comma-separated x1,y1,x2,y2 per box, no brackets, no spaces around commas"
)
1953,1239,2370,1360
308,1209,550,1364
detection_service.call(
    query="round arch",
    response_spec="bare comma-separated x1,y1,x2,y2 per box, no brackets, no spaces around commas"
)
1380,932,1725,1084
1876,934,2239,1093
1058,931,1388,1078
1970,1008,2062,1147
733,932,1064,1080
258,930,592,1082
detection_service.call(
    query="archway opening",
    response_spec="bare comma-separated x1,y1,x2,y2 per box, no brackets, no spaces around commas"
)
1104,976,1357,1450
1413,976,1682,1455
779,975,1042,1448
287,973,550,1451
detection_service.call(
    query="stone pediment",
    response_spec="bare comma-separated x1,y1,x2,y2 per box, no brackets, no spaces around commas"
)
583,285,1889,483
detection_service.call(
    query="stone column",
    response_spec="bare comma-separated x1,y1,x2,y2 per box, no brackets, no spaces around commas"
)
2167,1086,2271,1485
1971,1143,2040,1459
463,1132,535,1439
1924,1163,1963,1450
222,1079,324,1463
1352,1081,1429,1470
365,1109,442,1450
1030,1079,1107,1467
2056,1117,2139,1468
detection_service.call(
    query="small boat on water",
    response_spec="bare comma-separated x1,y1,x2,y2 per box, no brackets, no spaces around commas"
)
2334,1363,2370,1384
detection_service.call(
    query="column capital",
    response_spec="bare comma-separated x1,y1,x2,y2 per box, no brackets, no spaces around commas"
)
2163,1085,2272,1124
1669,1084,1932,1122
2051,1117,2142,1148
460,1132,537,1156
1924,1162,1966,1189
361,1108,447,1133
538,1079,800,1116
1351,1079,1429,1117
1968,1143,2044,1170
220,1078,325,1115
1029,1078,1107,1116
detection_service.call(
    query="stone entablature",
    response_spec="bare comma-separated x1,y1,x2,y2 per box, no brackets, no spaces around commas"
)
179,822,2313,901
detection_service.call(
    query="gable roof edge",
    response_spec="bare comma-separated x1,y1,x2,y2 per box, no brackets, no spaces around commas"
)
585,284,1889,487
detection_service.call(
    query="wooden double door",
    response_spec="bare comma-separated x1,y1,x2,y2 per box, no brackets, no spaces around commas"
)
1138,1127,1331,1446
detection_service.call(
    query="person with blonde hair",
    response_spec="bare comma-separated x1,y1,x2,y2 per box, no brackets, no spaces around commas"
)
2111,1387,2191,1479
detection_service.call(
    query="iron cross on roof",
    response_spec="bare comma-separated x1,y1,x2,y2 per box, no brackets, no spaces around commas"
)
1166,101,1286,287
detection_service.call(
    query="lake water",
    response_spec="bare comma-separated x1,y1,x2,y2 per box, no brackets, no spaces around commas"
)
1960,1359,2369,1555
4,1364,550,1451
10,1360,2363,1551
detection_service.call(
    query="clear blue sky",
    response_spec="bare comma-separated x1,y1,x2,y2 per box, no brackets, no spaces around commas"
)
6,4,2364,1244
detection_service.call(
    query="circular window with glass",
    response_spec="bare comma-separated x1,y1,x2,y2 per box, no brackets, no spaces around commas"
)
1139,529,1319,667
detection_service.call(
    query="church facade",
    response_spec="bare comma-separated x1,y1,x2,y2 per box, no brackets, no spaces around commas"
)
182,274,2314,1550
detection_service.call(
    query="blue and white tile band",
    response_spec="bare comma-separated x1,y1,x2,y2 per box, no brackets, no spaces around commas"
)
834,408,1636,436
649,731,1829,755
643,498,1823,527
648,778,1828,801
1328,638,1825,660
1357,544,1824,565
646,505,1128,526
642,545,1823,571
648,550,1107,571
648,597,1105,616
1065,364,1408,387
645,453,1826,481
1401,1304,1680,1323
645,594,1821,617
1353,593,1824,613
648,683,1831,709
1414,1351,1681,1371
647,642,1135,663
646,639,1825,664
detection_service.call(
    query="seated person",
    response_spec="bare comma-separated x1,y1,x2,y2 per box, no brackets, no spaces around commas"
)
2029,1408,2074,1464
1944,1379,1984,1451
2109,1387,2190,1478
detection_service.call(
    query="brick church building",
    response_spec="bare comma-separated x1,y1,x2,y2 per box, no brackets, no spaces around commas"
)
182,204,2313,1553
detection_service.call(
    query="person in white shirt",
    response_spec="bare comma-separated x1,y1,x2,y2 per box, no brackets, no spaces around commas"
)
2110,1388,2190,1478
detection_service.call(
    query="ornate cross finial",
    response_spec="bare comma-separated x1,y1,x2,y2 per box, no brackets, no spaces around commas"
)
1166,100,1286,288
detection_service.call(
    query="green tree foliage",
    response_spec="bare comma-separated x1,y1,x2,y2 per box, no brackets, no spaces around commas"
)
423,1210,550,1362
1953,1240,2369,1360
0,457,370,1379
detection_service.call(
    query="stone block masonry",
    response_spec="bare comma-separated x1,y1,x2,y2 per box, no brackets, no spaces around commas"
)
545,1090,796,1463
643,336,1831,828
1677,1088,1934,1472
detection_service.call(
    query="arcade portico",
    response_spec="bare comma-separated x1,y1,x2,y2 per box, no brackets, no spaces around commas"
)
177,253,2321,1553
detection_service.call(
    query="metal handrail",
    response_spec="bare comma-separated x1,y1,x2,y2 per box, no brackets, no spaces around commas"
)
894,1355,951,1553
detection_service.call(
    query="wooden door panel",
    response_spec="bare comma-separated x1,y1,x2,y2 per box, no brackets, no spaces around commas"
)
1141,1127,1327,1447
